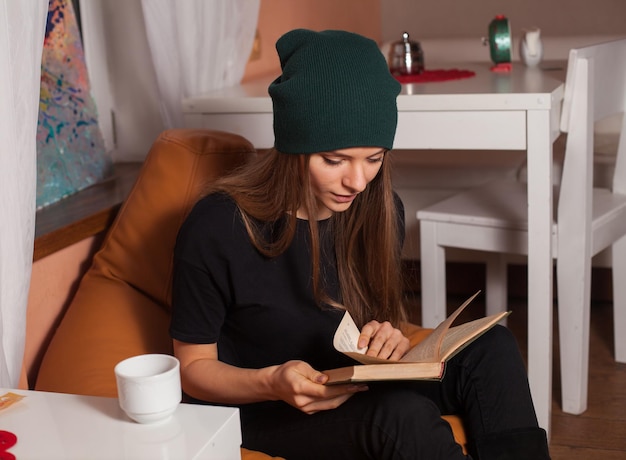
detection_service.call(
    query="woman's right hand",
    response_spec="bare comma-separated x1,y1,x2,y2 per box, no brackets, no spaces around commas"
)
267,360,368,414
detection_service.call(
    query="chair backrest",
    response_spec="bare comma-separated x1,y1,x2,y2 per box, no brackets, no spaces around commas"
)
560,39,626,134
559,38,626,199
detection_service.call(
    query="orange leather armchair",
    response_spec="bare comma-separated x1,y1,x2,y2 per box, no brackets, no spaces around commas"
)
35,129,466,458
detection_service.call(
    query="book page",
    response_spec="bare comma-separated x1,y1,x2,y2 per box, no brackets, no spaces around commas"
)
333,311,366,354
401,291,481,363
438,311,510,361
333,311,403,365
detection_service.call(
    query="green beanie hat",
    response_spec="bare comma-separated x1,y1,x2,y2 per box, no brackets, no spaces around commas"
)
269,29,401,154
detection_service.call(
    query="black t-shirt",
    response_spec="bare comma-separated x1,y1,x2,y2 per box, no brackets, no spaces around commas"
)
170,193,355,372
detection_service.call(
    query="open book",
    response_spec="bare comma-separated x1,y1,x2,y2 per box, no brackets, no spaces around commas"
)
324,292,510,384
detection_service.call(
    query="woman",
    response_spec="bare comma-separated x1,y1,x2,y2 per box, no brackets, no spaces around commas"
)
170,29,551,459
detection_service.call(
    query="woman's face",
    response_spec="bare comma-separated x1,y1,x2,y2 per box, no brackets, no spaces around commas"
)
301,147,386,220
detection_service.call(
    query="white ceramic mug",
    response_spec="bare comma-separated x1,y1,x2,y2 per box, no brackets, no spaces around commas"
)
114,354,182,424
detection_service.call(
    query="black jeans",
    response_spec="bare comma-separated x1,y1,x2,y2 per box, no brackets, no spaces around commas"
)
242,325,543,459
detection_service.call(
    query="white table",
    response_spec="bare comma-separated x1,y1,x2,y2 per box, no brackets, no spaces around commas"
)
182,64,565,434
0,388,242,459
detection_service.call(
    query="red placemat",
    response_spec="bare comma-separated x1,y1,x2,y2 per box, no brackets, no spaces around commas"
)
394,69,475,84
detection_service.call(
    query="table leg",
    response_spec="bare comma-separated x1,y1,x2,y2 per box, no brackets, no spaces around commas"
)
525,109,554,437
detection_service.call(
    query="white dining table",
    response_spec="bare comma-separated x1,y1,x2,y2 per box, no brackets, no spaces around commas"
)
182,63,565,434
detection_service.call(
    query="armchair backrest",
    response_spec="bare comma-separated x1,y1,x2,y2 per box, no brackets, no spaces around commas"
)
35,129,257,396
92,129,257,310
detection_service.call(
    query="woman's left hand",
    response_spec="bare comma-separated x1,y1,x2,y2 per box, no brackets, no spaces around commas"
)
358,320,410,361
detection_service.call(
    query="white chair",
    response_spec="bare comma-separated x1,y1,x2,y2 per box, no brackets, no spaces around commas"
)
417,38,626,416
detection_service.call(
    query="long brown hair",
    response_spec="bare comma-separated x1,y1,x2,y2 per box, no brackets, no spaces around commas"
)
203,149,406,328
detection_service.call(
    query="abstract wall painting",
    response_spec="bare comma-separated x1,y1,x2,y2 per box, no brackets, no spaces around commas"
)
37,0,111,209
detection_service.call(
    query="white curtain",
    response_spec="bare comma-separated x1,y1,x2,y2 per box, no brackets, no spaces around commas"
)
0,0,48,387
141,0,260,129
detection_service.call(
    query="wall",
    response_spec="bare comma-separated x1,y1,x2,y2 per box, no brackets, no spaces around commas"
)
244,0,381,81
85,0,626,162
381,0,626,41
